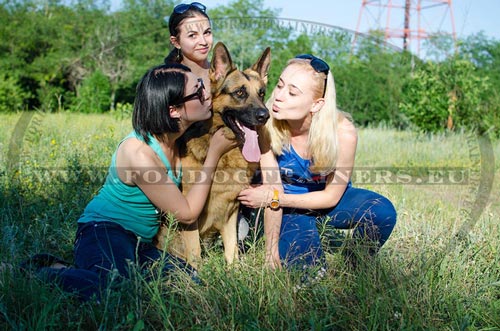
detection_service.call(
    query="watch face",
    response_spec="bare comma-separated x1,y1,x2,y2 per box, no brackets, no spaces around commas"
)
270,200,279,209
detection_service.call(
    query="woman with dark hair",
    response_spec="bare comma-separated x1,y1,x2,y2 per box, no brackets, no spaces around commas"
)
164,2,212,96
22,63,235,301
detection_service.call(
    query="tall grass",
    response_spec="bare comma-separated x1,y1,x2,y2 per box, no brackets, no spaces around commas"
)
1,113,499,330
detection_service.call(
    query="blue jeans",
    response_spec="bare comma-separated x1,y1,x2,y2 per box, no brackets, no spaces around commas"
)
39,221,195,301
279,183,397,268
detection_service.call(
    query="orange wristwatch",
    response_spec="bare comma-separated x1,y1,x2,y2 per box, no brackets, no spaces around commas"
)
269,189,280,210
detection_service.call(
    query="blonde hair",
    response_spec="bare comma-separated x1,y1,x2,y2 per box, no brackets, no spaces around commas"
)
265,58,345,175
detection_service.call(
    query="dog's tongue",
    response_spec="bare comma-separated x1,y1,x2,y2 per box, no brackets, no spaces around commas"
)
241,125,260,163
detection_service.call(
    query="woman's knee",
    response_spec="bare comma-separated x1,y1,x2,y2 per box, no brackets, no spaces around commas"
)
368,195,397,245
375,195,397,228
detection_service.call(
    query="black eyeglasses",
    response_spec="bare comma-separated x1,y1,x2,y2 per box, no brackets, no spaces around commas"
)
295,54,330,97
173,2,206,14
178,78,205,106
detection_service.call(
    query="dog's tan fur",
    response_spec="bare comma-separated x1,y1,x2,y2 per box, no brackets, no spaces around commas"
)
156,42,271,266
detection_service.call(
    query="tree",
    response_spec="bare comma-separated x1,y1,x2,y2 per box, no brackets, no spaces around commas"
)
73,69,111,113
459,34,500,137
400,57,490,133
0,74,31,112
209,0,284,69
335,43,413,128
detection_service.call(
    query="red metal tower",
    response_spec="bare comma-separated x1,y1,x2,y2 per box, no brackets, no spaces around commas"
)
353,0,456,56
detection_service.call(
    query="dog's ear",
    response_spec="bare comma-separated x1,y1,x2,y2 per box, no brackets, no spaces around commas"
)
210,42,236,84
251,47,271,85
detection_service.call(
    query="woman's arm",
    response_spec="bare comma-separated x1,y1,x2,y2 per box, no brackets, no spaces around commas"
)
238,125,282,268
118,129,234,224
239,120,358,211
259,148,282,269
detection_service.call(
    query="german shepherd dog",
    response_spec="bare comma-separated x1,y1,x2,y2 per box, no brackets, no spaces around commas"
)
156,42,271,266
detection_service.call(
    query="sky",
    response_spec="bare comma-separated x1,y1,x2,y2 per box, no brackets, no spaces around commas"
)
201,0,499,39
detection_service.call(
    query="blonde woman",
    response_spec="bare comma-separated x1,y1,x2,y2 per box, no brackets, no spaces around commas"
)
238,55,397,269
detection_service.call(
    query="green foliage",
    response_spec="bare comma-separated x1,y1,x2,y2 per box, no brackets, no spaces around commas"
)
110,101,133,120
459,33,500,137
336,49,413,128
210,0,285,68
72,69,111,113
1,0,500,134
0,74,30,112
36,84,66,112
0,0,169,113
400,57,491,134
423,33,457,61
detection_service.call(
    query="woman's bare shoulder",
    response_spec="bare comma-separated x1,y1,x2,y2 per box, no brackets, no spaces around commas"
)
117,137,158,167
337,113,357,140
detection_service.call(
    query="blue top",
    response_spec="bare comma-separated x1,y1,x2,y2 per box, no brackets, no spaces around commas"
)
78,131,182,242
277,146,328,194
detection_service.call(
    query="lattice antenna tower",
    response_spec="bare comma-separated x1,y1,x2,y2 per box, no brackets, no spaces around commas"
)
353,0,456,56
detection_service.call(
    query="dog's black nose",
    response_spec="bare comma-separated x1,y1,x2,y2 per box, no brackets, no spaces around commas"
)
256,108,270,123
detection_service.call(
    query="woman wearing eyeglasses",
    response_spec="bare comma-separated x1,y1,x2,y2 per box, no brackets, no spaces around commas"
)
22,63,235,301
238,55,397,270
165,2,212,97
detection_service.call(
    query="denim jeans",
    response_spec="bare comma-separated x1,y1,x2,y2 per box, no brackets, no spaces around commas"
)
279,183,397,268
39,221,194,301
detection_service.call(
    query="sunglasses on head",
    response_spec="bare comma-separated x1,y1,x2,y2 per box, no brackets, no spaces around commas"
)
173,2,206,14
178,78,205,106
294,54,330,75
295,54,330,97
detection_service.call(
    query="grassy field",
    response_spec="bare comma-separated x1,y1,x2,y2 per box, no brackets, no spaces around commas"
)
1,112,499,330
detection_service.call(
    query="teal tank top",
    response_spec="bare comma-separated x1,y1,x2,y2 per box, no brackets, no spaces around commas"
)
78,131,182,242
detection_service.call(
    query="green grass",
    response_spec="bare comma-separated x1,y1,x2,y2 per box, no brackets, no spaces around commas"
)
1,113,499,330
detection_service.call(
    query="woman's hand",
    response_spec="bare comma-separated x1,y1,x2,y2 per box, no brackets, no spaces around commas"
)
238,185,276,208
208,128,237,158
266,251,282,270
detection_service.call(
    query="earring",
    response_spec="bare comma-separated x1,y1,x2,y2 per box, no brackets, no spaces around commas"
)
176,48,182,62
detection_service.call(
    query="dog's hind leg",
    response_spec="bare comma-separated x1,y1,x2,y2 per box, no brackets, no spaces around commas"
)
219,211,239,264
